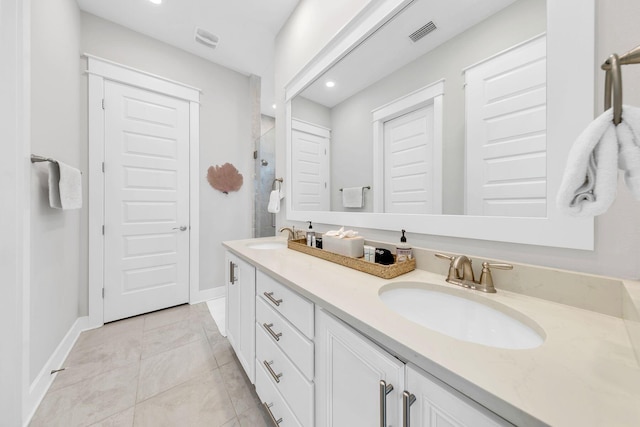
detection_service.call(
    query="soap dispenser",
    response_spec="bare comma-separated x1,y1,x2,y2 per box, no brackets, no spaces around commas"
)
306,221,315,247
396,229,412,262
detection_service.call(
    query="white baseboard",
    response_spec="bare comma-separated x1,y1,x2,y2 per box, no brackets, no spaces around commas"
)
24,316,91,426
190,285,225,304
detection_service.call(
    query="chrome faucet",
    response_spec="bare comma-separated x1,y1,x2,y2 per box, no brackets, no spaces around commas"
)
278,226,296,240
435,253,513,293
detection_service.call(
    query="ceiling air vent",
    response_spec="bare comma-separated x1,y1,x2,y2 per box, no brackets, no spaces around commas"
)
195,27,219,49
408,21,437,43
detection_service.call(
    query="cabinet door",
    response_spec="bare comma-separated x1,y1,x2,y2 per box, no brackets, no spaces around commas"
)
316,308,404,427
406,364,510,427
225,252,256,383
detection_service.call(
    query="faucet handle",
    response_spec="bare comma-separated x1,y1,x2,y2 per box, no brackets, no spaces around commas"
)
434,253,455,263
434,253,457,282
477,262,513,293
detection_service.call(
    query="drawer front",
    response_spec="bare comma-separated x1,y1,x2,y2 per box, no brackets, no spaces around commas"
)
256,325,314,427
255,359,303,427
256,297,314,381
257,270,314,339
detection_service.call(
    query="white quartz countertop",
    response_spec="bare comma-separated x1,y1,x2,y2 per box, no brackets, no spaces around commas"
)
223,237,640,427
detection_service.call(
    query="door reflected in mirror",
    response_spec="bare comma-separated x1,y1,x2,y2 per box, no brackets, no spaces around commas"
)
291,0,547,217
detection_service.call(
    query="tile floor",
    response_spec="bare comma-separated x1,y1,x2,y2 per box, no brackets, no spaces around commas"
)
30,303,271,427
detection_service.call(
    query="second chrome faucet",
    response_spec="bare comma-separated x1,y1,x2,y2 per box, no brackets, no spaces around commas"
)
435,253,512,293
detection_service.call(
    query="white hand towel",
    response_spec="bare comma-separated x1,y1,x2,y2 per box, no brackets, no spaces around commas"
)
54,161,82,209
267,190,280,213
48,162,62,209
342,186,364,208
556,109,619,216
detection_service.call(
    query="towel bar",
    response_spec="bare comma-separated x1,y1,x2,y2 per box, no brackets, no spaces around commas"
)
601,43,640,125
272,177,283,191
339,186,371,191
30,154,56,164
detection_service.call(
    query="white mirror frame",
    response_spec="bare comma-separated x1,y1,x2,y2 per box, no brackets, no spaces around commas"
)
285,0,595,250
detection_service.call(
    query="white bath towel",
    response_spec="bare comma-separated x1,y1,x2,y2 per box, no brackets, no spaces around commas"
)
616,106,640,199
48,161,82,210
557,106,640,216
342,186,364,208
267,190,280,213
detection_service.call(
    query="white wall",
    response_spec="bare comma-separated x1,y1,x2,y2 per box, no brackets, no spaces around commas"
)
80,13,254,293
30,0,82,383
0,0,28,422
275,0,640,280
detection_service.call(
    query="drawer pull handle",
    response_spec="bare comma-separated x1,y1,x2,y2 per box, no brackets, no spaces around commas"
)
264,291,283,306
263,323,283,341
263,360,283,383
263,402,283,425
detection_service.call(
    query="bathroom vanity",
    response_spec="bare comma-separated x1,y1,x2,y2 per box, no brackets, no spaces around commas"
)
223,236,640,427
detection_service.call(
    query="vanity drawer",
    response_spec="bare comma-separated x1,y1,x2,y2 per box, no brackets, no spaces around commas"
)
256,297,314,380
257,270,314,339
255,357,302,427
256,324,314,427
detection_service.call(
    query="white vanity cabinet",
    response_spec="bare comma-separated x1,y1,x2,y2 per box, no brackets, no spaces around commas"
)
316,308,509,427
315,306,404,426
225,252,256,383
255,270,315,426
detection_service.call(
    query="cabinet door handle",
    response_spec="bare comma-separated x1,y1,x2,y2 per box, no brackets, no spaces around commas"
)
402,391,417,427
263,291,283,306
262,402,283,425
263,323,283,341
263,360,283,383
229,261,236,284
379,380,394,427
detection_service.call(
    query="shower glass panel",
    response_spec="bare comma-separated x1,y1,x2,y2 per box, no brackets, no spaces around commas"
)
255,127,276,237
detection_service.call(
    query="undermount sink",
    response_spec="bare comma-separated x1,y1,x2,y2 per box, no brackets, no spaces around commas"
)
379,283,544,349
247,242,286,250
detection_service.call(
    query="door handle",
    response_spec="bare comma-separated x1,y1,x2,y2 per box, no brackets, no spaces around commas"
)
402,391,416,427
229,261,237,285
172,225,187,231
379,380,394,427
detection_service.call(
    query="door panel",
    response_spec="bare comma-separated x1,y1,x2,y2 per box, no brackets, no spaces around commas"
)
465,36,547,217
292,120,330,211
384,106,437,214
103,81,190,323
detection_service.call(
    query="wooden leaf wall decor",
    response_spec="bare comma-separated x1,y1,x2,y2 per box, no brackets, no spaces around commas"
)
207,163,243,194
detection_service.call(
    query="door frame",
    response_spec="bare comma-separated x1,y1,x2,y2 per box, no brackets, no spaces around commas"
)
86,55,200,328
372,79,444,213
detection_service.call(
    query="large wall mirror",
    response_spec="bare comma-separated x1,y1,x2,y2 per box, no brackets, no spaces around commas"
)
285,0,595,249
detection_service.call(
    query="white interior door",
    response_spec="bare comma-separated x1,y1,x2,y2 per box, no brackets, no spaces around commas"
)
464,35,547,217
383,106,437,214
291,119,330,211
103,80,190,323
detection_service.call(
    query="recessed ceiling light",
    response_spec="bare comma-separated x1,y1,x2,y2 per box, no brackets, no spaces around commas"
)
149,0,162,4
325,81,336,88
272,104,277,109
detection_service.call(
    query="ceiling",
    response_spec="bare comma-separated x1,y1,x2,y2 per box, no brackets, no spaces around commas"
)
299,0,515,108
77,0,301,116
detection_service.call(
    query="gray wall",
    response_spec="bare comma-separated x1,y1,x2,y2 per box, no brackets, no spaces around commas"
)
275,0,640,280
81,13,254,293
30,0,82,382
328,0,545,214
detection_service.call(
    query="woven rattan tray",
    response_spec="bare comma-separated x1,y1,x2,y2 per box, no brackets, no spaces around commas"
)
287,238,415,279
